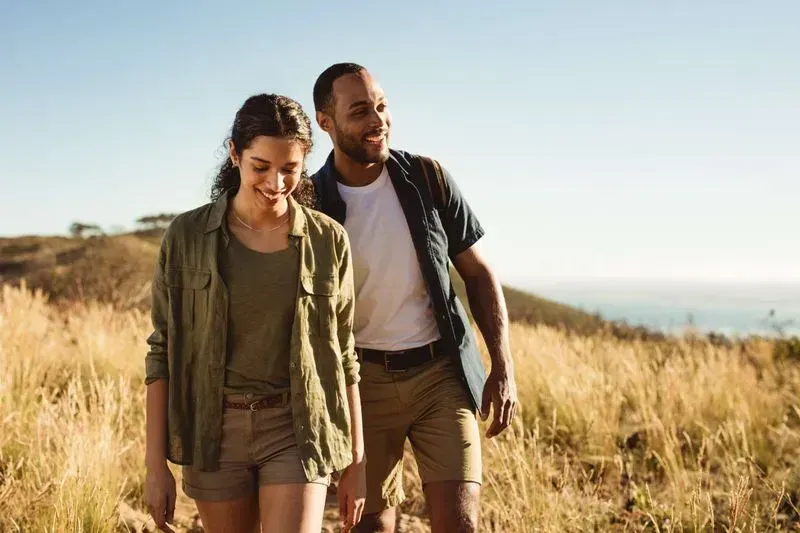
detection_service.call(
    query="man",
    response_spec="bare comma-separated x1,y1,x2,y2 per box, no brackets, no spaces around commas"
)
311,63,517,533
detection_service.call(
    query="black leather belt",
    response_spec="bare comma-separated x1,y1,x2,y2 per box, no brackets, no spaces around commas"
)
357,340,444,373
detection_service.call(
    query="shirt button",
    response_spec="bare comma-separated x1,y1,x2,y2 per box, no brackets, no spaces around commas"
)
245,393,253,400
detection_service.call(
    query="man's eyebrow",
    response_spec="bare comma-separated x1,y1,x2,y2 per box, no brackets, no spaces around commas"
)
348,100,370,110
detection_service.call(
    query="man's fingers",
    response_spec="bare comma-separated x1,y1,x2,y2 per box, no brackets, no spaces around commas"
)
486,396,507,438
486,418,503,438
486,412,503,438
480,387,492,421
502,400,514,429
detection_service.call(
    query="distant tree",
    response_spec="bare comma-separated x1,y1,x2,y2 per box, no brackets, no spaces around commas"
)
69,222,105,238
136,213,177,230
763,309,795,337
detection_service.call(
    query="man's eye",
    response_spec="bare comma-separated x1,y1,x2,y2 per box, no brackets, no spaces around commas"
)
254,167,268,172
352,109,367,117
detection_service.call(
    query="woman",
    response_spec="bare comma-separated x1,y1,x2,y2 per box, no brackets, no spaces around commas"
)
143,94,365,533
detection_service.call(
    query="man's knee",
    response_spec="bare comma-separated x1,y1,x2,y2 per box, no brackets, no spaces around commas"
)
353,507,397,533
425,481,481,532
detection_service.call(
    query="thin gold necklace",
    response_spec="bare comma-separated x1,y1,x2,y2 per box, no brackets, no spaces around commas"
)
232,209,289,233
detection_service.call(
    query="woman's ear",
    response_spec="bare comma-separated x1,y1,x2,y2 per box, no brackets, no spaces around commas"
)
228,139,239,167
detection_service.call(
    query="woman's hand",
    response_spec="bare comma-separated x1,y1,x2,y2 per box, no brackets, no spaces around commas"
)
143,463,177,532
337,456,366,531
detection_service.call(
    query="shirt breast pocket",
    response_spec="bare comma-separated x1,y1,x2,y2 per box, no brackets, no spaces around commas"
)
165,268,211,329
300,274,338,339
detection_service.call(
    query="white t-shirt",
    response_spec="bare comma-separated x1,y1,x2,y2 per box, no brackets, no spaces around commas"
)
337,166,441,350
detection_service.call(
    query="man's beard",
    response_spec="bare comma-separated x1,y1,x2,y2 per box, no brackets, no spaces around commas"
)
335,124,389,164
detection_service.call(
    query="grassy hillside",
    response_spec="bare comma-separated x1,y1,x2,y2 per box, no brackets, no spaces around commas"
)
1,232,626,337
1,233,159,309
2,284,797,532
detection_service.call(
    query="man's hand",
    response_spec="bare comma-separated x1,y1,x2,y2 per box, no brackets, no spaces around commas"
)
143,463,176,532
338,456,366,531
480,364,518,438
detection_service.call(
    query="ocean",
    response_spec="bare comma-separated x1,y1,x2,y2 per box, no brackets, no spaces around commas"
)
529,281,800,337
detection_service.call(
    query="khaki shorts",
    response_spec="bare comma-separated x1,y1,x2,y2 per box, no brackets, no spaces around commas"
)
359,353,482,514
182,394,330,501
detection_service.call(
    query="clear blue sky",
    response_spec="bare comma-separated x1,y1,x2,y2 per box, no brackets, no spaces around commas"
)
1,1,798,286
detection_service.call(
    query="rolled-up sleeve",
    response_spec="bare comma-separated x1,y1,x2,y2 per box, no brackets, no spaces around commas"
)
145,237,169,385
438,163,486,259
335,229,359,386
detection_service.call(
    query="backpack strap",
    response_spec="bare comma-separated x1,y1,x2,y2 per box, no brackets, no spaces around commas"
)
415,155,447,211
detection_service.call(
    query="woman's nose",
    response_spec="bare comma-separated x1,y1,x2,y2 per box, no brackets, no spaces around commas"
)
264,170,285,191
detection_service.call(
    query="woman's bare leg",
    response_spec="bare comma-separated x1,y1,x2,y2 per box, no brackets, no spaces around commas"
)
259,483,328,533
194,493,260,533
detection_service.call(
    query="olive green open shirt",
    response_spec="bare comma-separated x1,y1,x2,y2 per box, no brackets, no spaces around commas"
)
145,192,359,478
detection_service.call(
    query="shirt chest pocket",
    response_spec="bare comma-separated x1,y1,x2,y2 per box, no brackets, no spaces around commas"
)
299,274,338,338
165,268,211,329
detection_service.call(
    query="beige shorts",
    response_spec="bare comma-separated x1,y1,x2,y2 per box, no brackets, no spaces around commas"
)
182,394,330,501
358,354,482,514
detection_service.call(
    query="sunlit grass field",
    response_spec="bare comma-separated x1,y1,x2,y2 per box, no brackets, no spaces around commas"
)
2,284,799,532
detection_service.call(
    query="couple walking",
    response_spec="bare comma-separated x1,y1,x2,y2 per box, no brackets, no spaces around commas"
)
144,63,517,532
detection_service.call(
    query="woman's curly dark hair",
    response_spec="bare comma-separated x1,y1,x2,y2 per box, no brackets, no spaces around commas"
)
211,93,318,208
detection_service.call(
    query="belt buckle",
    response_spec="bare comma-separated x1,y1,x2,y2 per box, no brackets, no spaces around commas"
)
384,351,406,373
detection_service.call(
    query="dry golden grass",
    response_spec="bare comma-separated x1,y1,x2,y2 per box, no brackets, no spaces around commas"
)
2,284,800,532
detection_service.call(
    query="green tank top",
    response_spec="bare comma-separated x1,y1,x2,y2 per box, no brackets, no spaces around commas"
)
221,231,299,395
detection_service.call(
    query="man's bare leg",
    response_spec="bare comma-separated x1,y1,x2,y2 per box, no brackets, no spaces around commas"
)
425,481,480,533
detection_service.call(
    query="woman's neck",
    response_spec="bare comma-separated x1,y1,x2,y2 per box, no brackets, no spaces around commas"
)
230,190,289,229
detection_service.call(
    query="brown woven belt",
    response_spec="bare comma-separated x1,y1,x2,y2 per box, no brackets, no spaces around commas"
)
223,393,287,411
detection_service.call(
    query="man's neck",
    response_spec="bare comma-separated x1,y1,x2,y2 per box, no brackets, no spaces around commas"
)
333,147,384,187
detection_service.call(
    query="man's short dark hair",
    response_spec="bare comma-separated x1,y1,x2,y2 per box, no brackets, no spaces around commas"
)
313,63,366,113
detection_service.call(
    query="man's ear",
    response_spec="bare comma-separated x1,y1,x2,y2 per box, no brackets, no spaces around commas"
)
316,111,334,134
